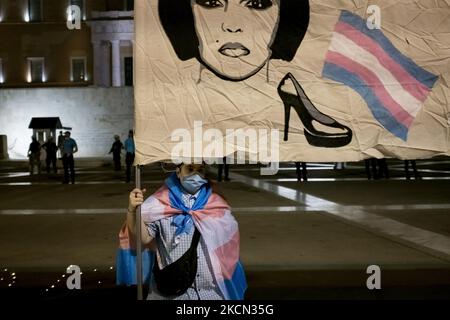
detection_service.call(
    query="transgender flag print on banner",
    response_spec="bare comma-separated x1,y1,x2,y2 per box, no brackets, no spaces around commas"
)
134,0,450,164
322,10,439,141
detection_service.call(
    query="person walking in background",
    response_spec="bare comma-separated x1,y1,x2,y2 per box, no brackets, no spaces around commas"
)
365,158,378,180
42,136,58,174
62,131,78,184
333,162,347,170
28,136,41,175
377,159,390,179
364,158,389,180
404,160,421,180
295,162,308,182
124,130,135,183
109,135,123,171
217,157,230,182
57,131,64,159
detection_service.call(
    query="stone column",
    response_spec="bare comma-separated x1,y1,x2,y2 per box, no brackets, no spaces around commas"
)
102,42,111,87
92,41,102,86
111,40,121,87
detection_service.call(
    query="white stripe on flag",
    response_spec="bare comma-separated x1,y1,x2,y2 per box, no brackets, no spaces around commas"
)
329,32,423,117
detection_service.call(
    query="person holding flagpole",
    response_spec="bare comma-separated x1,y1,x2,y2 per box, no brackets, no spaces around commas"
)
118,162,247,300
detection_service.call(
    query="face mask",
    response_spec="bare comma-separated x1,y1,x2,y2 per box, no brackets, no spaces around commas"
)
180,174,207,195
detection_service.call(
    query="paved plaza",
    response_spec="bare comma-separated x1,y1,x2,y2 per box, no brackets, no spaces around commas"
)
0,158,450,300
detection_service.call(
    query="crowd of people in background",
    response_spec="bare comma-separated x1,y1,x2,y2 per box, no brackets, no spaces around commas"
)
28,131,422,183
27,130,137,184
216,159,421,182
28,131,78,184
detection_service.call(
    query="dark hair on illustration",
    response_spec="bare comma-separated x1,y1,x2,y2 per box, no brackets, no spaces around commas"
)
158,0,310,62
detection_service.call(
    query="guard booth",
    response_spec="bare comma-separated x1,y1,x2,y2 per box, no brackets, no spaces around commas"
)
28,117,64,144
28,117,71,161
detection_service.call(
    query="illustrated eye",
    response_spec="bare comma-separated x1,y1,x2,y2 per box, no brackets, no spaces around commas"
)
243,0,273,10
195,0,225,8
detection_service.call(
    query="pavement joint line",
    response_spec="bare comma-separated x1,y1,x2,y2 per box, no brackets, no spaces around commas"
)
342,204,450,211
3,203,450,216
405,169,450,174
260,177,450,182
2,175,450,186
230,167,450,174
2,162,449,176
0,181,164,186
0,206,310,215
0,209,125,215
2,177,450,186
228,172,450,261
0,170,167,176
338,166,450,174
233,165,450,174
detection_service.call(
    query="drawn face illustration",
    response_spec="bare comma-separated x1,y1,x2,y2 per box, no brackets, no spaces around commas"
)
191,0,280,81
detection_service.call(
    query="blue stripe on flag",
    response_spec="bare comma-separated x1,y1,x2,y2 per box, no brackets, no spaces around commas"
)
116,248,153,286
339,10,438,90
323,62,409,141
223,261,247,300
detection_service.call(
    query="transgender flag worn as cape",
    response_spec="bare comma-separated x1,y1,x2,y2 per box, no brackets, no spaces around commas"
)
116,173,247,300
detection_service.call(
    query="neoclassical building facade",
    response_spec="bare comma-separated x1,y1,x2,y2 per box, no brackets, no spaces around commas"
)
89,10,134,87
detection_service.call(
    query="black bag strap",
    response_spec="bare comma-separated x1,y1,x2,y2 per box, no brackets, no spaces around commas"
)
190,227,201,250
155,226,201,269
152,226,202,296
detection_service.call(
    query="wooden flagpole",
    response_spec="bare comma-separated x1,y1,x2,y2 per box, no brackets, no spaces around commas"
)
135,165,143,300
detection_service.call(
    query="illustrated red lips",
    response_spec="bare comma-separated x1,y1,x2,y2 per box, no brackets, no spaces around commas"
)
218,42,250,58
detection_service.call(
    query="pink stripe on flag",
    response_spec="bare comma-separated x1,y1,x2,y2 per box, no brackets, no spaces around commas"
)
196,193,229,220
335,21,431,102
326,51,415,127
152,187,179,216
214,230,240,280
119,223,133,250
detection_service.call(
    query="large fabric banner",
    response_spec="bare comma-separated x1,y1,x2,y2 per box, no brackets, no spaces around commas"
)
134,0,450,165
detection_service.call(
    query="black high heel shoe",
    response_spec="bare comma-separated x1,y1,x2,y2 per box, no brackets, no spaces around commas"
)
277,73,353,148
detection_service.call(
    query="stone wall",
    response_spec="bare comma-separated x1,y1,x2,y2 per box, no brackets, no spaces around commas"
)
0,87,134,159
